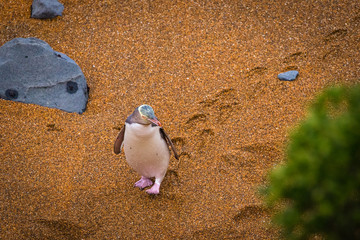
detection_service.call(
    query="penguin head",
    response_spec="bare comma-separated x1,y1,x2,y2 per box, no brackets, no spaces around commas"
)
138,105,162,126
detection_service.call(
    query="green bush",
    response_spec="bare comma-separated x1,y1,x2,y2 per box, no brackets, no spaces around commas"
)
263,84,360,240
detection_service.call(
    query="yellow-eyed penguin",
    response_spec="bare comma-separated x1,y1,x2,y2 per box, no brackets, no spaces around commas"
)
114,104,179,195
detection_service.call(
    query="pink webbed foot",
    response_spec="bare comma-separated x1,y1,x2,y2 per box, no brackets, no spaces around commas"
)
134,176,153,189
146,182,160,195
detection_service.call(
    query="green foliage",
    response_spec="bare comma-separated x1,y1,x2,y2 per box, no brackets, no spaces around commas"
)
263,84,360,240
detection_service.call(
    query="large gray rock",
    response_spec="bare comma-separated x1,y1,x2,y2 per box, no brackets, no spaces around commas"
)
31,0,64,19
0,38,88,114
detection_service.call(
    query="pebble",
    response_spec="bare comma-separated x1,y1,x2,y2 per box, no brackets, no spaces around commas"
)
278,70,299,81
31,0,64,19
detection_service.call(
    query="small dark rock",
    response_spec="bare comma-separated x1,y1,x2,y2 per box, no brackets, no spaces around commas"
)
0,38,88,114
278,70,299,81
5,89,19,99
66,81,78,94
31,0,64,19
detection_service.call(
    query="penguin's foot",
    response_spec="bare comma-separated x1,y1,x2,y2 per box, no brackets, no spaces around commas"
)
134,176,153,189
146,182,160,195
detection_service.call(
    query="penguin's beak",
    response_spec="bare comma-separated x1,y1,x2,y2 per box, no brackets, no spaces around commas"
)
148,118,162,127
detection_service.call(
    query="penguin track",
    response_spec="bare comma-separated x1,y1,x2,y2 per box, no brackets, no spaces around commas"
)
238,142,281,154
166,169,180,186
183,111,213,153
245,66,267,77
199,88,239,123
46,123,63,132
200,128,214,136
233,204,267,222
26,218,98,240
183,88,239,151
171,136,186,153
220,142,282,183
322,45,341,60
179,151,191,158
185,112,211,136
171,136,185,145
283,51,305,63
282,65,299,72
324,29,347,43
168,137,188,170
199,88,237,107
185,113,207,124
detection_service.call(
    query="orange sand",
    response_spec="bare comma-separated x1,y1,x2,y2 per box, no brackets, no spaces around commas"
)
1,0,359,239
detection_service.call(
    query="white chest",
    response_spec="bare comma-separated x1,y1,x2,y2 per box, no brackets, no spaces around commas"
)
123,123,170,178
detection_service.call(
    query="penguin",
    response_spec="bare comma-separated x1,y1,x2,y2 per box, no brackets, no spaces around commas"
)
114,104,179,195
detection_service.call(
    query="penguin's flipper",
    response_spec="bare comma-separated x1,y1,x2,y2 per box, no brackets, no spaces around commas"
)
160,128,179,160
114,125,126,154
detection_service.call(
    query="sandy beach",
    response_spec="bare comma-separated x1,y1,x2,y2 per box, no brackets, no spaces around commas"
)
1,0,359,239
